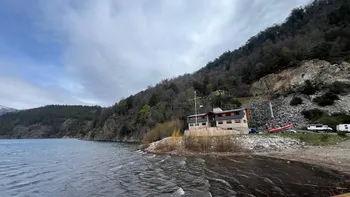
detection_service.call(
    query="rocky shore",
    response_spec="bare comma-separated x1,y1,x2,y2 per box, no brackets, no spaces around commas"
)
144,135,350,175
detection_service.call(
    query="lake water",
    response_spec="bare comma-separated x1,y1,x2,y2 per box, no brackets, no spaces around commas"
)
0,139,349,197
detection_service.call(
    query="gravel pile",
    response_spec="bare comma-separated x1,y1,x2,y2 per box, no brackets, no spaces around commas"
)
236,135,304,152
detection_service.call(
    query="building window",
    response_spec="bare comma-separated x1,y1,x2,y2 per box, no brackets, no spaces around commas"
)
243,120,247,123
235,111,240,115
235,120,241,123
227,120,232,124
218,121,223,124
222,114,226,117
196,123,199,126
230,112,234,116
202,123,206,126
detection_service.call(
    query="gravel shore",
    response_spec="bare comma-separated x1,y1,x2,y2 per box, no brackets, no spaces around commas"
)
144,135,350,175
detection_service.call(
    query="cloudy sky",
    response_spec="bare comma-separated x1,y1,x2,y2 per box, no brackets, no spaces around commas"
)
0,0,311,109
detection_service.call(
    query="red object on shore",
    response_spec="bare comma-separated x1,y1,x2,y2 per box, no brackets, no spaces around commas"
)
268,124,293,133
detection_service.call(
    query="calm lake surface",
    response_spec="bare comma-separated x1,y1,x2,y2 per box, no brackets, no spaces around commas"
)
0,139,349,197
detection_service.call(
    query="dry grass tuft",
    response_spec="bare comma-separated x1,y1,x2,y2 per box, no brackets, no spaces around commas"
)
152,137,182,152
183,135,244,152
143,120,181,144
171,129,182,137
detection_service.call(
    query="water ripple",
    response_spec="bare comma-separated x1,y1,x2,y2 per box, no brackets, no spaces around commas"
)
0,139,349,197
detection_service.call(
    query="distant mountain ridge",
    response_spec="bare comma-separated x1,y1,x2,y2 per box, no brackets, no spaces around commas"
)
0,105,17,115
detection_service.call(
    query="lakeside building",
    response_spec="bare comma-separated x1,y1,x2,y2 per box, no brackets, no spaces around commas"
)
186,108,249,135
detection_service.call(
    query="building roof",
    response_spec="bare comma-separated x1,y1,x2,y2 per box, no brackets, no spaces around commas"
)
187,113,208,118
187,108,246,117
213,108,245,114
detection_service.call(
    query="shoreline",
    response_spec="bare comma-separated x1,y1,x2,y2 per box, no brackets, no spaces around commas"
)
145,146,350,175
144,136,350,175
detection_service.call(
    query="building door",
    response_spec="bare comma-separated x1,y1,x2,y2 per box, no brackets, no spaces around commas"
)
210,120,216,127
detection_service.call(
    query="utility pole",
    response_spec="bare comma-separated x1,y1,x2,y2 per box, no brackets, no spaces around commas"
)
269,100,274,119
189,91,201,130
194,91,197,130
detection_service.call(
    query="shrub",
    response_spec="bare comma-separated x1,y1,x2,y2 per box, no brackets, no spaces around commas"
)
215,136,242,152
290,97,303,106
183,136,243,152
329,81,350,95
302,109,324,120
332,113,350,123
337,132,347,138
152,137,181,152
232,99,242,108
313,92,339,106
301,80,317,95
143,120,181,144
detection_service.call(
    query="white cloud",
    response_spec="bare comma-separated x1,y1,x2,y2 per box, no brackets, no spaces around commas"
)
1,0,312,108
0,76,85,109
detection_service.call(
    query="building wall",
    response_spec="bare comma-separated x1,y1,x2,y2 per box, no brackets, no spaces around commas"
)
216,118,248,134
185,127,242,136
188,122,208,130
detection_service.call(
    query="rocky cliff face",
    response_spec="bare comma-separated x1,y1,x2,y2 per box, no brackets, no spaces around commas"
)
250,60,350,96
246,60,350,130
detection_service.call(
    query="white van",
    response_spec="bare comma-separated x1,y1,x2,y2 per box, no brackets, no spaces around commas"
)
307,124,333,132
336,124,350,132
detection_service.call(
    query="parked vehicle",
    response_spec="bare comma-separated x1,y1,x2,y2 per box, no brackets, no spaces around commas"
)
282,129,297,134
307,124,333,132
249,128,259,134
336,124,350,132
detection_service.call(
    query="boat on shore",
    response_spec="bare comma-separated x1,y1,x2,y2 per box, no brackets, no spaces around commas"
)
268,124,293,133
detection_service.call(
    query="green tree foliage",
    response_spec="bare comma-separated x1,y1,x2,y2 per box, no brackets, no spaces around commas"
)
302,109,324,121
313,92,340,106
139,105,151,123
114,99,128,115
206,83,213,95
149,93,159,107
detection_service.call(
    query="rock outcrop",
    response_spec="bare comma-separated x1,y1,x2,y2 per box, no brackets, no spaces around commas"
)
243,60,350,130
250,60,350,96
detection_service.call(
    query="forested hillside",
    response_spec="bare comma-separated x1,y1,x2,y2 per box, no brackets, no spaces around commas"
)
1,0,350,139
90,0,350,140
0,105,100,138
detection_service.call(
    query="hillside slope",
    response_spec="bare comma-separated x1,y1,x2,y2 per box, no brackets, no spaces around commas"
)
0,105,100,139
1,0,350,140
85,0,350,141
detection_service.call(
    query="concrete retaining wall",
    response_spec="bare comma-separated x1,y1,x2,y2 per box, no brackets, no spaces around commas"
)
184,127,248,137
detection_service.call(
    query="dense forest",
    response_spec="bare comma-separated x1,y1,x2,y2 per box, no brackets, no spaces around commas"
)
1,0,350,139
0,105,100,138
